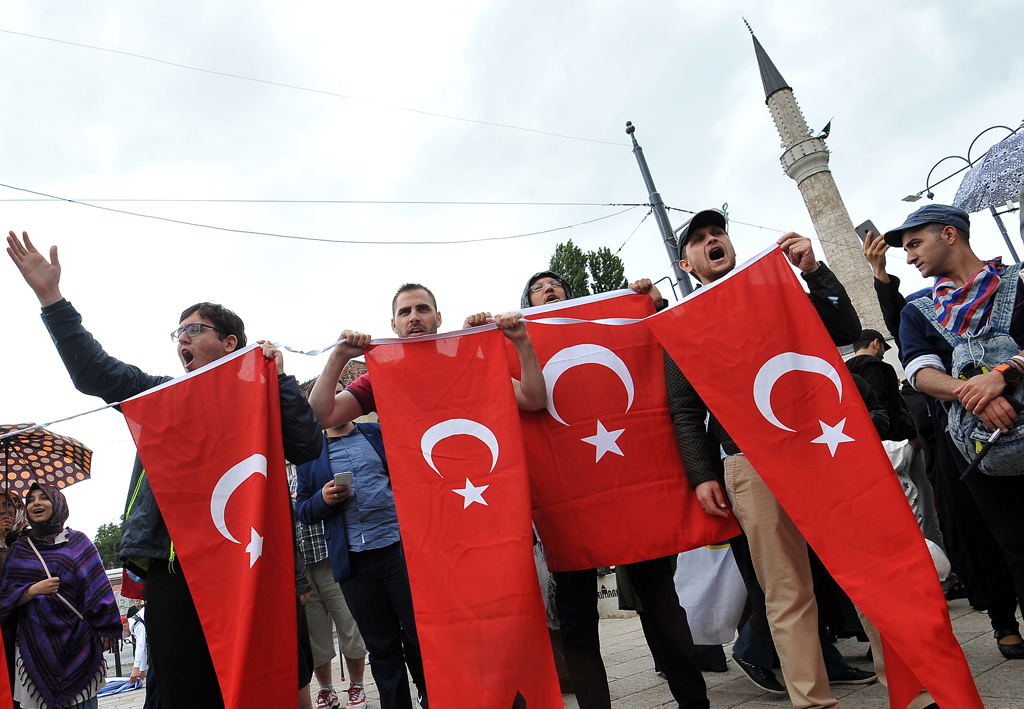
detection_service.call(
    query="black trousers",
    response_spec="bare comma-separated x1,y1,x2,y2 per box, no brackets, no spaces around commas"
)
144,560,223,709
554,559,708,709
933,407,1022,634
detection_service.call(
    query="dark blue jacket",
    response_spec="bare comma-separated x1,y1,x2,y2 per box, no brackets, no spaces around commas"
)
294,423,389,583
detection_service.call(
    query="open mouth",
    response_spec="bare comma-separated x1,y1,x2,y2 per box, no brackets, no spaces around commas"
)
181,350,195,368
544,293,561,303
708,244,726,262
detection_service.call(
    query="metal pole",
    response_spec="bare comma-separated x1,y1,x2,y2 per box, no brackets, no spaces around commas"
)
990,206,1020,264
625,122,693,296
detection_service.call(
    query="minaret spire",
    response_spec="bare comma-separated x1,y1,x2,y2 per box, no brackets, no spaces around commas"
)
747,28,791,104
745,21,888,335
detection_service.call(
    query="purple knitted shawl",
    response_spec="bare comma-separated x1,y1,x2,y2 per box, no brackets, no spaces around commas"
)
0,529,122,708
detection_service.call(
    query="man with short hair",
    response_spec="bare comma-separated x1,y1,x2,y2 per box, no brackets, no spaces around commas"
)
6,231,324,708
303,283,547,709
665,209,867,709
845,328,945,550
885,204,1024,660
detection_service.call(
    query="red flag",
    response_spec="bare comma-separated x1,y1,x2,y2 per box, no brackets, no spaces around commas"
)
646,248,982,709
120,347,296,709
508,291,738,571
365,328,562,709
0,631,13,709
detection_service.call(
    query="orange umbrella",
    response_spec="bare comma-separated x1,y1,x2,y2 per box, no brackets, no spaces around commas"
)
0,423,93,494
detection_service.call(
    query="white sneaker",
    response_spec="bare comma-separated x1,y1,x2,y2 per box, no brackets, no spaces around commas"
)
315,687,340,709
346,685,367,709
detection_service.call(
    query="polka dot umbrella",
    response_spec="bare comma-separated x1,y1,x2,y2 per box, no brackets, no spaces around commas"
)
0,423,93,494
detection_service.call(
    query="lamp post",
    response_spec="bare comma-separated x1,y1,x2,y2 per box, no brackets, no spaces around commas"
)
625,122,693,297
902,124,1022,262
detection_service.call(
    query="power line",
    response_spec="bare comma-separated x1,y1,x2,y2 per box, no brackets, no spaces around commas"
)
615,209,653,254
0,28,628,148
0,183,642,245
0,197,641,207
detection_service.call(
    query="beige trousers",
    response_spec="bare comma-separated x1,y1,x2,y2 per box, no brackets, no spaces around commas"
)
725,454,837,709
858,611,936,709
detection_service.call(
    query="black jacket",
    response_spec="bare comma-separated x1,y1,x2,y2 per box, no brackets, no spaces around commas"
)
666,265,862,488
41,299,322,561
845,354,917,441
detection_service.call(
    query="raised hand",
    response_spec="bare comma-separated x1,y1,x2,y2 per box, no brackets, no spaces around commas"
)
862,231,890,282
776,232,818,275
7,231,63,306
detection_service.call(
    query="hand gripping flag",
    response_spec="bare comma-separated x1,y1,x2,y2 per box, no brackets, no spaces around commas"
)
508,291,738,571
119,346,296,709
366,328,562,709
646,248,982,709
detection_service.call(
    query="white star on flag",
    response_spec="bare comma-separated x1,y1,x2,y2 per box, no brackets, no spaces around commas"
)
811,418,855,456
453,478,490,508
245,527,264,568
581,420,625,462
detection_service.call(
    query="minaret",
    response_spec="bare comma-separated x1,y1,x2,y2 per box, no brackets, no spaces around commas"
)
747,22,887,335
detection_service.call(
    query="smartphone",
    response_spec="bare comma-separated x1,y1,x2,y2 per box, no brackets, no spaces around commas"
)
333,471,352,488
855,219,881,243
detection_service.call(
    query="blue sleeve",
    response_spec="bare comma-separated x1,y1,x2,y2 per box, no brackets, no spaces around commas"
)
294,445,333,525
899,299,951,371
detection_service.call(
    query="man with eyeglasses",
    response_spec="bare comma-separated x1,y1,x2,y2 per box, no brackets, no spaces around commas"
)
6,231,323,709
304,282,546,709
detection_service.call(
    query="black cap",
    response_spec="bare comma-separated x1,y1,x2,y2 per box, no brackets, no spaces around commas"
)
855,329,891,351
677,209,728,259
883,204,970,247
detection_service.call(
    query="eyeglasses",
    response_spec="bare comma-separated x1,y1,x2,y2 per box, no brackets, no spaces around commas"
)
529,280,564,293
170,323,227,342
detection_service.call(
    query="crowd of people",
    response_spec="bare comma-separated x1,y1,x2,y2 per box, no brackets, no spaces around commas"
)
1,196,1021,709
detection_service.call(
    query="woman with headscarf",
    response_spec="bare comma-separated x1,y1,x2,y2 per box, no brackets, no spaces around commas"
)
0,483,122,709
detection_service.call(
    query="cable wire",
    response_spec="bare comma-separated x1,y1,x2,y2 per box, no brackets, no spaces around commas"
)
615,208,653,254
0,197,641,207
0,183,641,245
0,28,627,148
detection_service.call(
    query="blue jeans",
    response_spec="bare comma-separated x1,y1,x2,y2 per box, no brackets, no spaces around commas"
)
340,541,426,709
733,619,852,679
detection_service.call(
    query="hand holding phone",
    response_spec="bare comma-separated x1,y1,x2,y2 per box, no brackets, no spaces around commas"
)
855,219,881,243
334,472,352,488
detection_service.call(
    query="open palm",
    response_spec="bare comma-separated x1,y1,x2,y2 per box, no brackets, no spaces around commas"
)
6,231,63,305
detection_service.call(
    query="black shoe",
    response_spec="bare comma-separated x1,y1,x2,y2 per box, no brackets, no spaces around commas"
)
829,667,877,685
994,629,1024,659
731,653,786,695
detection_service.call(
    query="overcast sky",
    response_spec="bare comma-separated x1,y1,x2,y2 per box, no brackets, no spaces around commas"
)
1,0,1020,538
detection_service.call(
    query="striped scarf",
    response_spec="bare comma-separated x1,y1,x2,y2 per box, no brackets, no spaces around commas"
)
932,258,1003,336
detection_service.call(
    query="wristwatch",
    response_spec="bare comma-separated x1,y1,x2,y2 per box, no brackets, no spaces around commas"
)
993,362,1023,385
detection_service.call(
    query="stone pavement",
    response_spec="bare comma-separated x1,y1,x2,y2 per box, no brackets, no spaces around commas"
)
99,598,1021,708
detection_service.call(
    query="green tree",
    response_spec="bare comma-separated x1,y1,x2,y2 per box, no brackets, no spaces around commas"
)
586,247,628,293
93,520,122,569
548,240,590,298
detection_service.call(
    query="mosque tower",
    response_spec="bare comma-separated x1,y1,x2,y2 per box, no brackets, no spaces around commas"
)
747,23,887,334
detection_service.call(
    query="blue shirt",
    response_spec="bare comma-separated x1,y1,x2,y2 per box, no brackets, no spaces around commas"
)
327,429,401,552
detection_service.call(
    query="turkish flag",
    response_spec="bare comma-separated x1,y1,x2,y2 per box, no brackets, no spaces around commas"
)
507,291,738,571
120,347,296,709
365,328,562,709
0,632,12,709
646,248,982,709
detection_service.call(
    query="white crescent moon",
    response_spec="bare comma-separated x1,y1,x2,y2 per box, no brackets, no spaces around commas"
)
542,344,635,426
210,453,267,544
420,419,499,478
753,352,843,432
